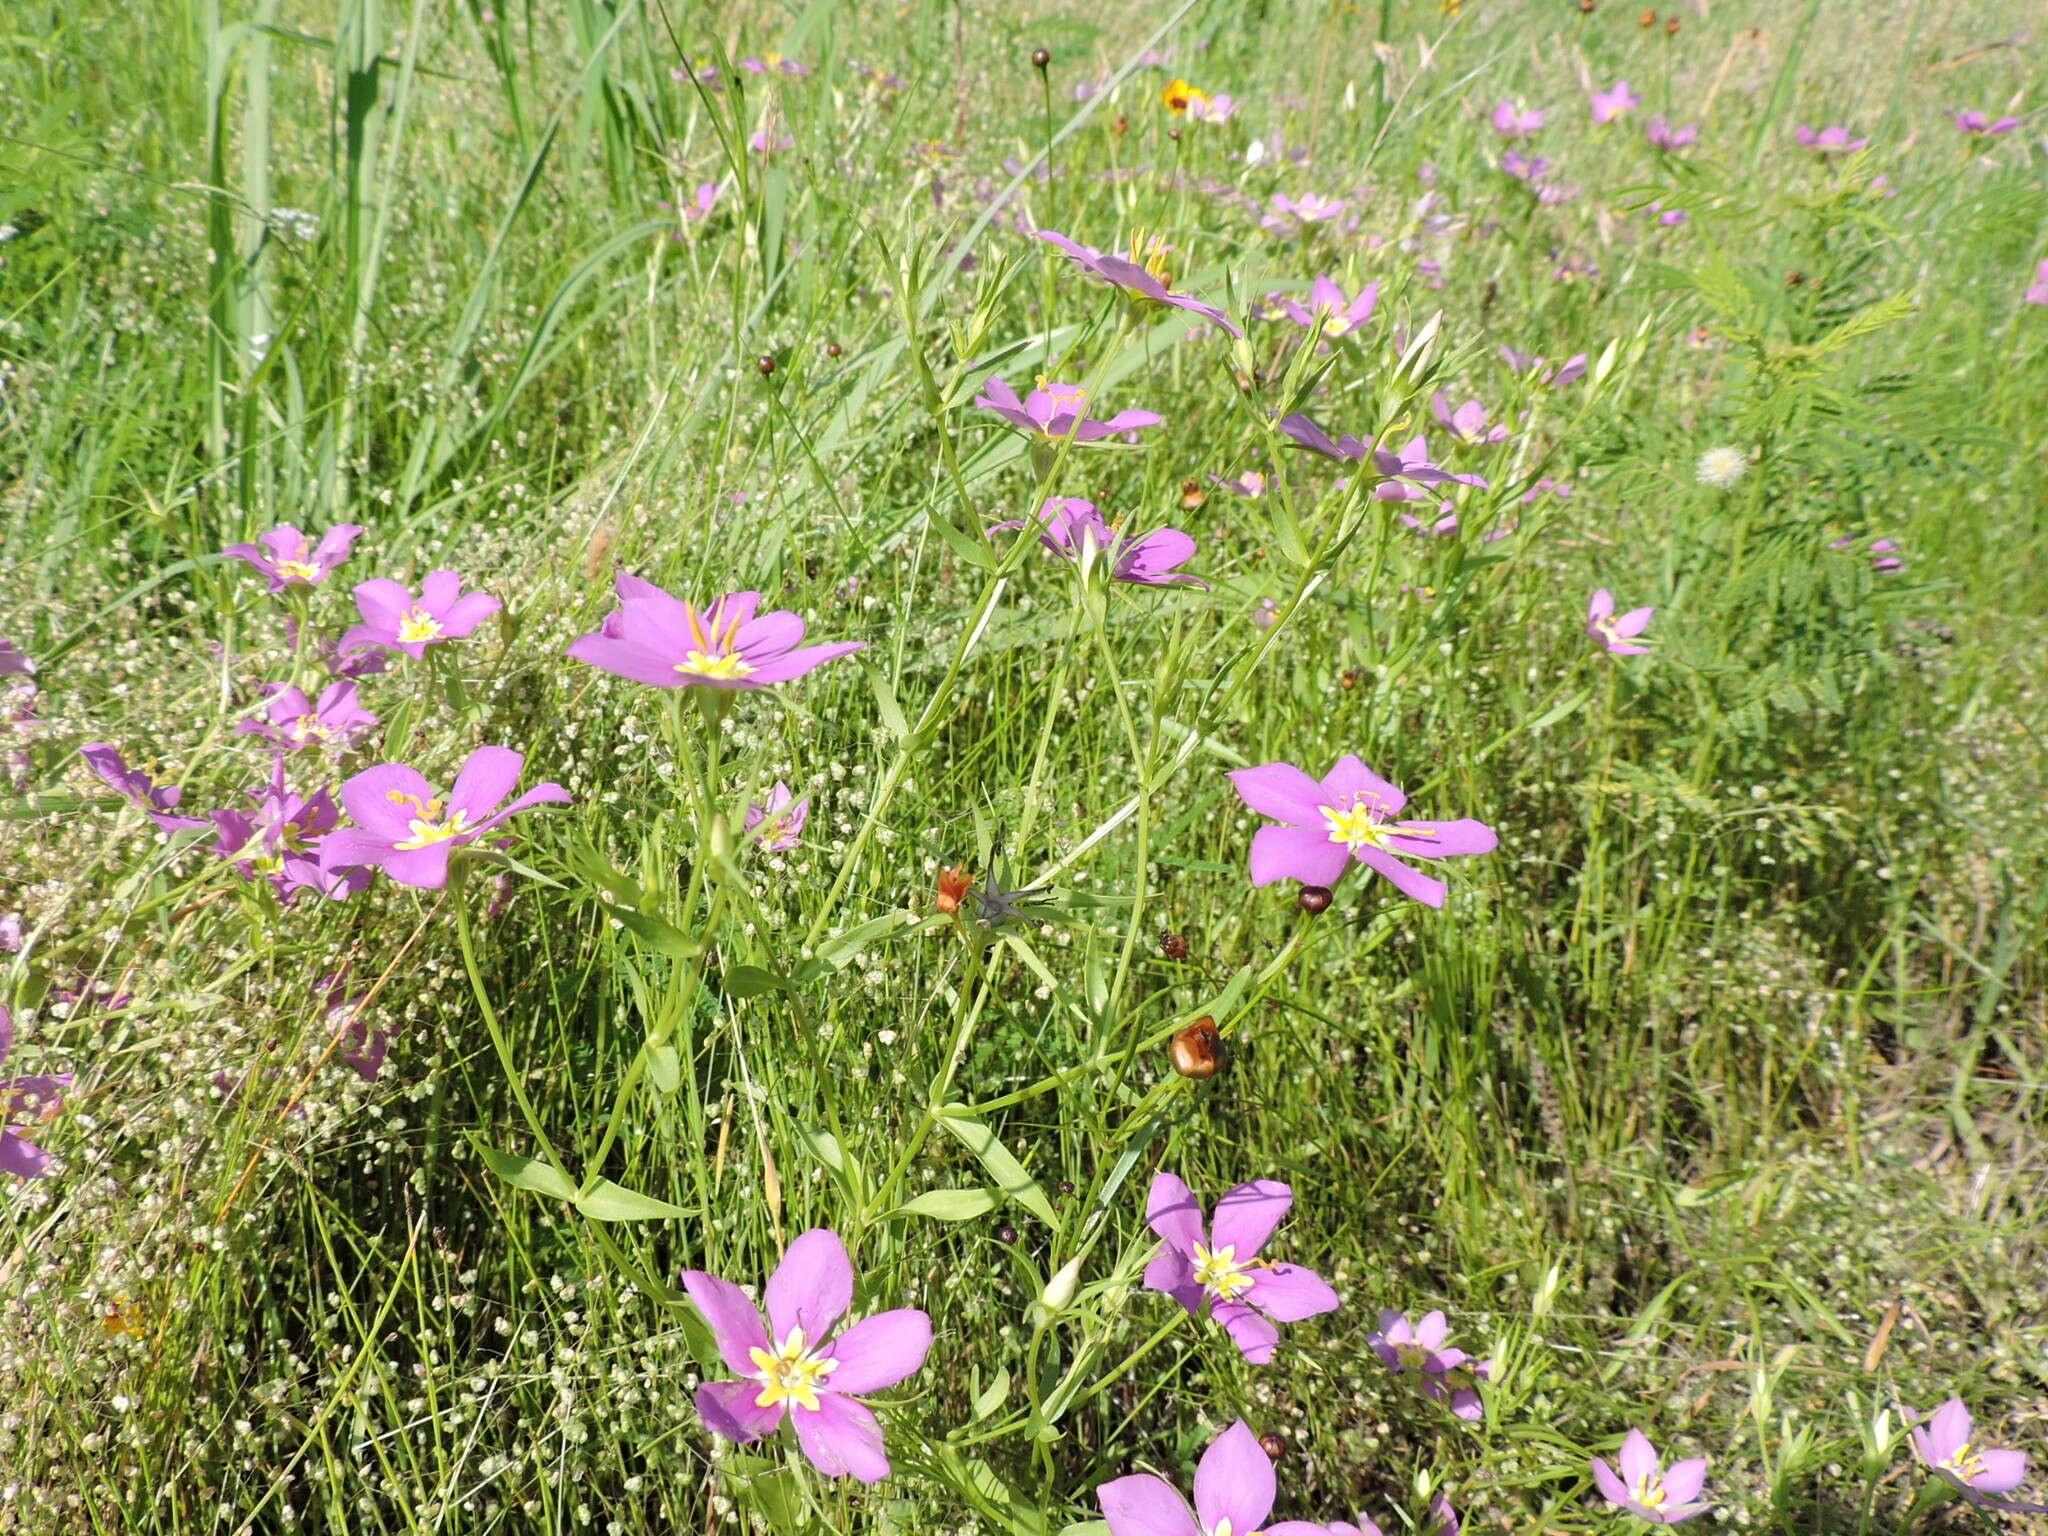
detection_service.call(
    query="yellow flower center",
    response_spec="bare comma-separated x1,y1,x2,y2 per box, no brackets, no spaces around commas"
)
1942,1444,1988,1484
1395,1341,1431,1370
275,558,322,583
287,715,332,744
1124,231,1174,287
1192,1242,1257,1304
1208,1520,1262,1536
672,602,756,681
1629,1473,1668,1510
387,791,473,850
396,607,445,644
1321,798,1435,852
748,1326,838,1413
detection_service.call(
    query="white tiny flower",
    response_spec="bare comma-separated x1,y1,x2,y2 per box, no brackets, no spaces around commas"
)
1696,445,1749,488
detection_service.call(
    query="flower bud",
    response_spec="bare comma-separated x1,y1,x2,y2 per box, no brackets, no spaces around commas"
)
1039,1254,1083,1312
1031,47,1051,69
756,355,776,375
936,864,972,914
1159,931,1189,960
1169,1016,1221,1079
1259,1431,1286,1460
1179,479,1207,511
1298,885,1333,914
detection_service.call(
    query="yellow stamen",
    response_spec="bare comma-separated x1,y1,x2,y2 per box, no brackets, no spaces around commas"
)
674,600,755,679
1942,1444,1989,1484
748,1326,838,1413
396,806,474,851
1321,799,1436,851
286,715,332,744
275,558,322,583
396,606,445,644
1192,1241,1257,1304
1629,1474,1668,1510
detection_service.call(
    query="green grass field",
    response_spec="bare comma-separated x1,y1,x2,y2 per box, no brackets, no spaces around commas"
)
2,1,2045,1532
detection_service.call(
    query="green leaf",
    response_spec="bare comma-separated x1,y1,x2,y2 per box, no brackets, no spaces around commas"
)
471,1139,577,1202
936,1110,1057,1226
609,907,701,961
722,964,788,998
886,1187,1000,1222
971,1367,1011,1422
574,1178,692,1222
644,1041,681,1094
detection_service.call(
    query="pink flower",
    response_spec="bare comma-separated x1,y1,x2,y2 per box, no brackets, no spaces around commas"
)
1951,110,2019,137
224,524,365,594
1188,93,1239,124
323,746,569,890
1492,100,1544,138
1369,1308,1493,1420
1143,1173,1339,1363
1499,346,1588,386
1100,1419,1332,1536
1591,80,1640,124
745,781,809,853
79,743,210,835
1908,1398,2045,1512
1278,274,1379,337
993,498,1208,588
1587,589,1653,655
341,572,501,659
1033,229,1243,337
1592,1430,1711,1524
974,376,1162,443
684,1229,931,1484
1430,393,1509,446
568,574,862,690
0,1005,73,1180
237,680,378,751
1262,192,1348,234
1794,123,1867,153
1645,116,1699,151
1229,756,1497,906
2025,259,2048,307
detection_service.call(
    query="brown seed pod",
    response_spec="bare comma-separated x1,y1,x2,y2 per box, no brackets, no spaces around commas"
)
1159,931,1190,960
1179,479,1207,511
1298,885,1334,914
1259,1432,1286,1460
756,355,776,375
825,341,843,358
995,1224,1019,1245
1113,115,1129,136
1340,668,1363,691
1170,1016,1222,1080
1031,47,1051,70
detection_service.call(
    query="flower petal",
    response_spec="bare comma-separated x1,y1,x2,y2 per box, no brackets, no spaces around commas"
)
1318,756,1408,815
340,764,438,840
1210,1179,1292,1258
696,1379,783,1444
766,1228,854,1343
1357,846,1447,907
1250,824,1351,888
792,1391,892,1483
1618,1429,1659,1487
1661,1457,1709,1505
1194,1420,1275,1533
1246,1263,1339,1322
1228,762,1327,825
1591,1456,1629,1509
681,1269,769,1374
1144,1172,1207,1259
826,1309,932,1393
1971,1450,2029,1496
448,746,524,820
1097,1474,1201,1536
1385,819,1497,859
1214,1300,1282,1363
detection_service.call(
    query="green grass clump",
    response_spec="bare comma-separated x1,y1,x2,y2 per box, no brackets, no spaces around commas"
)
1,1,2044,1532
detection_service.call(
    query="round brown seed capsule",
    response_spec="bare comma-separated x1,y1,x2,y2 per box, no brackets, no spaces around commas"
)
826,341,842,358
1259,1432,1286,1460
756,355,776,375
1031,47,1051,70
995,1224,1019,1245
1159,931,1190,960
1298,885,1333,914
1170,1017,1222,1080
1179,479,1207,511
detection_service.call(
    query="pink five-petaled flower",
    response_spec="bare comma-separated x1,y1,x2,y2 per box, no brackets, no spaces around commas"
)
1587,590,1653,655
1645,116,1700,150
1492,99,1544,138
210,755,369,903
1369,1309,1493,1421
238,680,378,751
683,1228,931,1484
2025,260,2048,307
745,781,809,853
79,743,210,835
323,745,568,890
1908,1398,2045,1512
1032,229,1244,337
1430,394,1510,446
0,1005,73,1180
224,523,365,594
1262,192,1348,234
1187,92,1238,124
974,375,1163,443
1591,80,1640,124
1279,274,1379,337
1952,110,2021,137
994,498,1209,589
568,573,863,690
1794,123,1867,153
1500,346,1589,386
1142,1173,1339,1363
341,572,501,659
1229,756,1497,907
1592,1430,1710,1524
1099,1419,1332,1536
